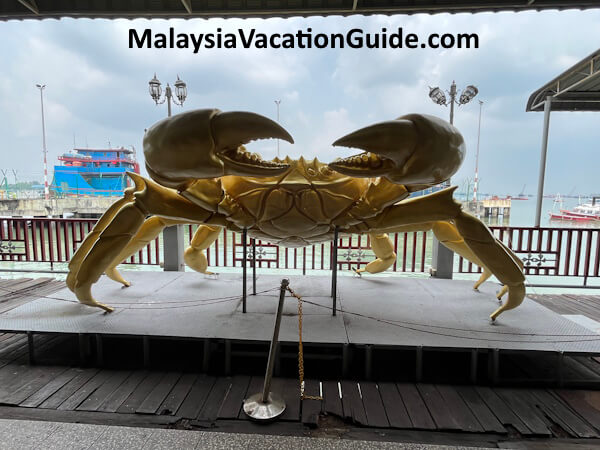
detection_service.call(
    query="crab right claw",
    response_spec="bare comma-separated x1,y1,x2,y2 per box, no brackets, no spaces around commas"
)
329,114,465,186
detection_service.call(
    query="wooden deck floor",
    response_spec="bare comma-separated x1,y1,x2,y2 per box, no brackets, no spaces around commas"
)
2,278,600,445
0,330,600,440
529,293,600,322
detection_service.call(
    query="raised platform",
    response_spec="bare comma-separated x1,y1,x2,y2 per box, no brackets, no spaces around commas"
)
1,272,600,383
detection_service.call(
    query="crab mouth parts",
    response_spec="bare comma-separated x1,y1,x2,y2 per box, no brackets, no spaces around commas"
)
329,152,395,174
220,147,289,170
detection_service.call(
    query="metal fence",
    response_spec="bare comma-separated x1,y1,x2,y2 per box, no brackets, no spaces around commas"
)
1,218,598,287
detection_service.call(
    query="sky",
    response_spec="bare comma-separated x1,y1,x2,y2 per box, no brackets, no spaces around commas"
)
0,10,598,196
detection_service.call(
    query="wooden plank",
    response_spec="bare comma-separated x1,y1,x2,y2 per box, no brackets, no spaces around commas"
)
136,372,181,414
0,365,69,405
157,373,197,416
340,380,367,425
20,367,81,408
39,368,99,410
531,389,598,438
272,378,301,421
0,333,18,343
301,379,321,427
0,363,38,397
475,386,530,435
57,370,113,411
0,278,50,300
97,371,148,413
0,335,27,359
377,382,411,429
238,376,263,420
76,371,131,411
177,374,216,419
219,375,250,419
417,384,459,430
396,383,435,430
495,388,551,436
455,386,506,434
359,382,389,428
435,385,483,433
117,371,165,414
322,380,343,418
555,390,600,430
0,334,22,347
197,377,232,423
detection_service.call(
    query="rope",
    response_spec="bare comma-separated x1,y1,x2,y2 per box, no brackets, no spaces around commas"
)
286,285,322,401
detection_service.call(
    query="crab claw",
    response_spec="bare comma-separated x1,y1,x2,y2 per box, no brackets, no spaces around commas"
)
144,109,293,187
329,114,465,185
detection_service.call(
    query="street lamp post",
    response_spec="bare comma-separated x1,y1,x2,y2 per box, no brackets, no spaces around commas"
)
473,100,483,202
148,74,188,272
36,84,49,200
427,81,479,279
274,100,281,158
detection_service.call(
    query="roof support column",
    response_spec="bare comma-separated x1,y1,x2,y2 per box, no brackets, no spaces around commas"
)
534,96,552,228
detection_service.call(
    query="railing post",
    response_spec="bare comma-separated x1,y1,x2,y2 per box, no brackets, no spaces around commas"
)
163,225,185,271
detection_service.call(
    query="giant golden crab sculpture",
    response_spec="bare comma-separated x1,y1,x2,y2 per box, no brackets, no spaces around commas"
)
66,109,525,320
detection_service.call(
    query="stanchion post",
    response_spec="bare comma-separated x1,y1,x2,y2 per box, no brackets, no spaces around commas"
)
331,227,339,316
243,278,289,420
252,238,257,295
242,228,247,313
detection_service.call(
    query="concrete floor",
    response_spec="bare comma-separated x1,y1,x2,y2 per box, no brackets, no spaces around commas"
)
0,419,493,450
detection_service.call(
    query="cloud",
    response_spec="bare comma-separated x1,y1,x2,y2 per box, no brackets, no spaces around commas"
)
0,11,599,199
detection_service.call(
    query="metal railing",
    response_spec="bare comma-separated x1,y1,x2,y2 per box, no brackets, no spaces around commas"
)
1,217,598,287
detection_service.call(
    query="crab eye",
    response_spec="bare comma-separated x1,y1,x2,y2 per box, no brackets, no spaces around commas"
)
306,167,316,177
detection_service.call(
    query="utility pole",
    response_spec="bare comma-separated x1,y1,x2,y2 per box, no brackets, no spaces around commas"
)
36,84,50,200
274,100,281,158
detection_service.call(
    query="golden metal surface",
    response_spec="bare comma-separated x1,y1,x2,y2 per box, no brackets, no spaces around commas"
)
67,108,525,320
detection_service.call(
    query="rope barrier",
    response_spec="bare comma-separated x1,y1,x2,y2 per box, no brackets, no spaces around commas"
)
286,285,322,401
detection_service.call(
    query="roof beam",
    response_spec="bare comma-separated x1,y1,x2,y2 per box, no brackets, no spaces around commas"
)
180,0,193,14
530,68,600,110
17,0,38,14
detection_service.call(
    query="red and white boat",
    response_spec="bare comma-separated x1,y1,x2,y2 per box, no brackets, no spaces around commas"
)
549,197,600,222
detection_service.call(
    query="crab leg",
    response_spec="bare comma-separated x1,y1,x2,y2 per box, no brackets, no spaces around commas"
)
358,221,492,288
355,233,397,274
104,216,189,287
66,190,135,292
70,173,224,311
358,187,525,320
184,225,222,275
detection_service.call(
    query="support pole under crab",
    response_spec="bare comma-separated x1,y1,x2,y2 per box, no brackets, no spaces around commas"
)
242,228,247,313
331,227,339,316
252,238,257,296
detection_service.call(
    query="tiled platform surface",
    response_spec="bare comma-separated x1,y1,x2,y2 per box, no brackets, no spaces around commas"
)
0,273,599,353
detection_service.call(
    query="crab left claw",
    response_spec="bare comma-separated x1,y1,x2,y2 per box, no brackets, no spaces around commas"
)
329,114,465,186
144,109,293,188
